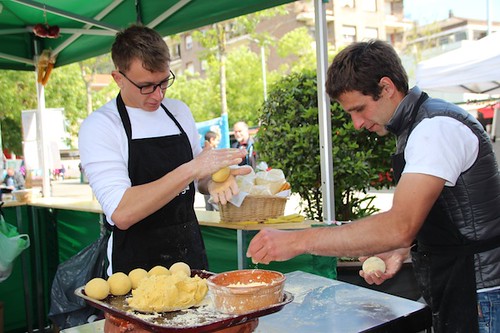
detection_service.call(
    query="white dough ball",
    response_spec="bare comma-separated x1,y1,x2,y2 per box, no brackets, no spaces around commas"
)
362,256,386,274
107,272,132,296
169,262,191,277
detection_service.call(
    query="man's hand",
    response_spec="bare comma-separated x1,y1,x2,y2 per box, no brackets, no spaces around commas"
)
191,148,247,180
209,166,252,204
246,228,303,265
358,247,410,285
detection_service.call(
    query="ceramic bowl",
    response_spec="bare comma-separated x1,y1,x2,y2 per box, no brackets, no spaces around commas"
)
206,269,285,315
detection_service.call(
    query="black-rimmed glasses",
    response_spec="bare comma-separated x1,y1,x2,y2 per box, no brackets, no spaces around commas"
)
119,70,175,94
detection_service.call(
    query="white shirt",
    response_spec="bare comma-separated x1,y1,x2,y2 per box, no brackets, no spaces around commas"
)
78,98,202,225
403,116,479,186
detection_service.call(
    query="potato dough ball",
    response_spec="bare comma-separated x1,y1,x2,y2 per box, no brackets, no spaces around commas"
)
108,272,132,296
85,278,109,300
212,167,230,183
169,262,191,277
362,256,386,274
148,265,171,276
129,268,149,289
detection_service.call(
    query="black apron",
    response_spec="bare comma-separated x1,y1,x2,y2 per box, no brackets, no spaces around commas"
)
391,92,498,333
110,93,208,274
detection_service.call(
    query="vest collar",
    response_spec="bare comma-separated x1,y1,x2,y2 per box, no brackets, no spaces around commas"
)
386,86,422,136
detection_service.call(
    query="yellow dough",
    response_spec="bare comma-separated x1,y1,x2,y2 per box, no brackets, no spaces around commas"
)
84,278,109,300
127,273,208,313
128,268,149,289
362,256,386,274
148,265,171,276
169,262,191,277
108,272,132,296
212,167,230,182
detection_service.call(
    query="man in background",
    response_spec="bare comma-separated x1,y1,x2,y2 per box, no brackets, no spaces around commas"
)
232,121,257,169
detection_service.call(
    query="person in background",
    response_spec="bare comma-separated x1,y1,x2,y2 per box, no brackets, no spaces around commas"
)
3,167,25,190
204,130,220,211
204,130,220,150
246,40,500,333
79,25,249,277
232,121,257,169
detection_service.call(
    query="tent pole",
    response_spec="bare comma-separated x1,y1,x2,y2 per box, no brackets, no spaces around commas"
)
314,0,335,223
35,81,51,198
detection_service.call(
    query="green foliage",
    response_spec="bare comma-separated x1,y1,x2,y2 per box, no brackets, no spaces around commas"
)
256,70,395,221
225,47,266,126
276,27,316,72
0,70,37,154
167,71,220,122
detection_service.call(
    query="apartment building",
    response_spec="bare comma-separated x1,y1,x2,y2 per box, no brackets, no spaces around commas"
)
406,13,500,59
166,0,412,76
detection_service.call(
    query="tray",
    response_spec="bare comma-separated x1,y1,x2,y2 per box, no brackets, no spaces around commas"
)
75,270,293,332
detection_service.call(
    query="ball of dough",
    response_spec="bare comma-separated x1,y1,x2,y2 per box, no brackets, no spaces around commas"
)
148,265,171,276
362,256,386,274
169,262,191,277
212,167,230,183
85,277,109,300
108,272,132,296
128,268,149,289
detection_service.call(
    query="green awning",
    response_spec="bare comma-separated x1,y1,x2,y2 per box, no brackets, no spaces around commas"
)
0,0,297,71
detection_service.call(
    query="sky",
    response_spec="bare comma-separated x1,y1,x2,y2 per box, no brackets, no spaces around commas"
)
403,0,499,24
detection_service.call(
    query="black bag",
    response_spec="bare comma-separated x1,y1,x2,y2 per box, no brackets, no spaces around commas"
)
48,223,110,329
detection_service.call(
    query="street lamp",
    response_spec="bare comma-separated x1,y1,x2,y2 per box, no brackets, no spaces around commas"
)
248,37,268,102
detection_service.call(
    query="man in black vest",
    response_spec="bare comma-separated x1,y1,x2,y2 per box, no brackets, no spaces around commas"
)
246,40,500,333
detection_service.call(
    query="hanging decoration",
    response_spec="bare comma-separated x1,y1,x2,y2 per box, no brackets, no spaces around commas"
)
32,4,60,38
37,49,56,86
32,23,60,38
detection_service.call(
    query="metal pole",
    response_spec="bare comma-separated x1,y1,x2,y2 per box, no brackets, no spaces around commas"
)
260,45,267,102
314,0,335,224
486,0,492,35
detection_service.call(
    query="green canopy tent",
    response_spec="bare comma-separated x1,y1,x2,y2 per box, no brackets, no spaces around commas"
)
0,0,297,197
0,0,334,222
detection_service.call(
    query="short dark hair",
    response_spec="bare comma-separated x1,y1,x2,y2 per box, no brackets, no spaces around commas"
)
205,130,217,141
111,25,170,73
325,40,408,101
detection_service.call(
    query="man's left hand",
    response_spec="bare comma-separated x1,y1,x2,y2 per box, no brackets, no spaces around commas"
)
209,166,252,204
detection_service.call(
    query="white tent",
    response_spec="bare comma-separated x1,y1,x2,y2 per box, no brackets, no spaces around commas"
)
416,32,500,95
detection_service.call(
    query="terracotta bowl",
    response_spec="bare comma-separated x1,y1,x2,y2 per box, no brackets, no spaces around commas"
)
206,269,285,315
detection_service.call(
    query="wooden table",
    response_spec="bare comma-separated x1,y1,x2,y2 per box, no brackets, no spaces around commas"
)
27,199,321,270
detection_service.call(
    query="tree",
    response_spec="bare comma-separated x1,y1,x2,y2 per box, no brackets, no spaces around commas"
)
167,71,220,122
0,70,37,155
276,27,316,72
191,7,286,121
256,70,395,221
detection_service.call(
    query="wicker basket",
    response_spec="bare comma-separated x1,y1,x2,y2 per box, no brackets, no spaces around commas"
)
219,195,287,223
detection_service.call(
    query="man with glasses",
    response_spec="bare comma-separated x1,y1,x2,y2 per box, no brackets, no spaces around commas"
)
79,25,250,277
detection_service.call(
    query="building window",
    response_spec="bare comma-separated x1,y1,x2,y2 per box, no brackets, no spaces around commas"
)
201,59,208,72
365,27,378,40
361,0,377,12
171,43,181,59
185,34,193,50
186,62,194,74
343,25,357,43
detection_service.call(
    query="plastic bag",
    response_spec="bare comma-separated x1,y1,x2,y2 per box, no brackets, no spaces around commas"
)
48,224,110,329
0,213,30,282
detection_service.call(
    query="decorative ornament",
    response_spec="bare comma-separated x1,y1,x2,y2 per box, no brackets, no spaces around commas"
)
32,5,60,38
37,49,56,86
